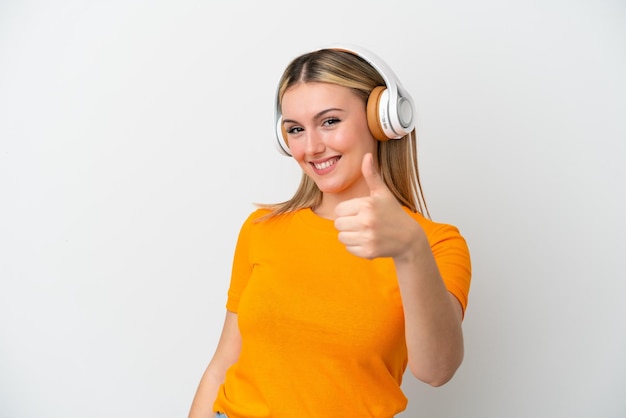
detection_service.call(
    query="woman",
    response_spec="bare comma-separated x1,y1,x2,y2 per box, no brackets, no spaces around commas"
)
189,45,472,418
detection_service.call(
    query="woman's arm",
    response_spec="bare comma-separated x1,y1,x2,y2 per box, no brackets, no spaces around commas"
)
392,225,464,386
334,153,465,386
188,311,241,418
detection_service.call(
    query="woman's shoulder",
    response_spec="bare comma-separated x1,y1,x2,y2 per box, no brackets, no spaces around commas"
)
242,207,299,226
247,207,273,221
403,207,464,240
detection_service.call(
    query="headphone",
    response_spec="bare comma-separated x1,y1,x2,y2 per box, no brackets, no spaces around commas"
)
274,44,415,157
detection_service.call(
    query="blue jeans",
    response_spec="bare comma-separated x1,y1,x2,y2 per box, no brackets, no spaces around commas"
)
215,413,227,418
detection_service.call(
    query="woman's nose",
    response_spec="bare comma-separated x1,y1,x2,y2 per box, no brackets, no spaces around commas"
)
304,130,325,155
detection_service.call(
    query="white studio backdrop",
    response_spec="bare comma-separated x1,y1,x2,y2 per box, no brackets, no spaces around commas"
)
1,1,624,417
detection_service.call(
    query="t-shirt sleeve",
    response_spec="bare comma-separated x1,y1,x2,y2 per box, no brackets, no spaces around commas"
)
225,211,260,313
428,223,472,315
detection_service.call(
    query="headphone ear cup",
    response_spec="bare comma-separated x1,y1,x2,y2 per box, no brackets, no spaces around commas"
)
366,86,390,141
281,121,288,143
276,117,291,156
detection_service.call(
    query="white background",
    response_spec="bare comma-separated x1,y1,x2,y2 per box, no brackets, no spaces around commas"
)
1,1,625,417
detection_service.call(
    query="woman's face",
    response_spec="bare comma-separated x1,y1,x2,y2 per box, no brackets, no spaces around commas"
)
281,82,378,203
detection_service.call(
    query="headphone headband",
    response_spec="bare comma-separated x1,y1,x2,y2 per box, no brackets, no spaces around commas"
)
274,44,415,156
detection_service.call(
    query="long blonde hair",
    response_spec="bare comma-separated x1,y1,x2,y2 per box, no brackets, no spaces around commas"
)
260,48,429,218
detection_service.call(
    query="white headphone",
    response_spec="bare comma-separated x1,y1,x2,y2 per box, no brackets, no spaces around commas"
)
274,44,415,157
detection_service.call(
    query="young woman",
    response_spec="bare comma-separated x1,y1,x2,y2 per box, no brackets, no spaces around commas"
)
189,45,472,418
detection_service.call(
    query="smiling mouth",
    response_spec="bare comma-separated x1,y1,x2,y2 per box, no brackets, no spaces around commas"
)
312,157,340,170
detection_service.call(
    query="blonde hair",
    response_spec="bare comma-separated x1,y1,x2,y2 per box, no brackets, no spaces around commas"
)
259,48,429,219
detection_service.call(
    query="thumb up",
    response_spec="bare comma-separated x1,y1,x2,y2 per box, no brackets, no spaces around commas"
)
334,153,415,259
361,152,390,199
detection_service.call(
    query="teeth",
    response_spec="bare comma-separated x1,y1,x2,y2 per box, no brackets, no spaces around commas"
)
314,158,337,170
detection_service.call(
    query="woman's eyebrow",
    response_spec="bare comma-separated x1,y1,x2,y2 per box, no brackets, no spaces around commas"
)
282,108,344,125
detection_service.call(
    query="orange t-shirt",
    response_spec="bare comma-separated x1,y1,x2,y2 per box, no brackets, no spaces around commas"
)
213,207,471,418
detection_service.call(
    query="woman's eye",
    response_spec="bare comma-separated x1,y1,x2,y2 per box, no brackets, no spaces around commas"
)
323,117,340,127
287,126,303,135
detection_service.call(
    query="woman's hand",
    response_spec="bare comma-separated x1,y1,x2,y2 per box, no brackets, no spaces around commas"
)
334,153,422,260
